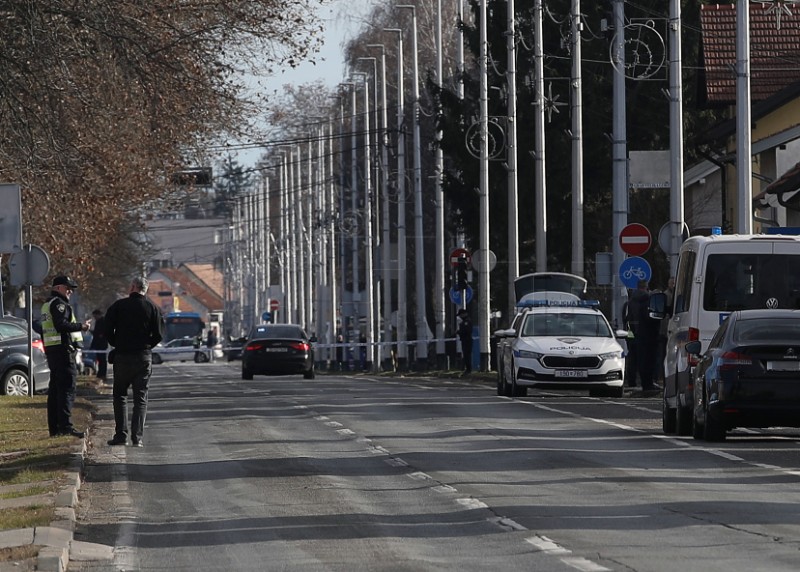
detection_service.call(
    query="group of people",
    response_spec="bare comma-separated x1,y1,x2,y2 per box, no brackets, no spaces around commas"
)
623,277,674,393
43,275,164,447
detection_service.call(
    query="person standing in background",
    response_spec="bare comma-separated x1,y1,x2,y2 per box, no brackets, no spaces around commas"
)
41,275,91,438
205,326,218,362
457,309,474,376
90,308,108,382
105,276,164,447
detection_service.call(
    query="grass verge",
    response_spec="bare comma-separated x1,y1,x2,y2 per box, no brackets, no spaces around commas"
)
0,379,95,531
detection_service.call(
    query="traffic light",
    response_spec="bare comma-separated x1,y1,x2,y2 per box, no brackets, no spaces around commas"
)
456,257,469,290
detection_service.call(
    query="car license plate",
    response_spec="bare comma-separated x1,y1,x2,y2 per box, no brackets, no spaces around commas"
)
555,369,588,378
767,360,800,371
264,348,288,353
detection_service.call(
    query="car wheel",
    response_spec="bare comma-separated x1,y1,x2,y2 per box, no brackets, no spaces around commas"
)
510,369,527,397
703,406,726,442
662,396,677,434
676,405,693,436
3,368,29,396
303,368,315,380
195,351,209,363
152,353,163,365
242,368,254,380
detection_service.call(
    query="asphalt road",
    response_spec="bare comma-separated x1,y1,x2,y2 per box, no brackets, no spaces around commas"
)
72,362,800,571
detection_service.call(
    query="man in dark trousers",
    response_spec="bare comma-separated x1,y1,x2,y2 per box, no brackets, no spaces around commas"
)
627,279,659,393
90,308,109,382
105,276,164,447
41,275,91,438
457,309,474,376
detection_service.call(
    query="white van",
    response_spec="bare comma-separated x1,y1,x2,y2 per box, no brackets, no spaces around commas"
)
651,233,800,435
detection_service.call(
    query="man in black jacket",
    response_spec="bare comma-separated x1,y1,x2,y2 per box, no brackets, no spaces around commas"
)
105,276,164,447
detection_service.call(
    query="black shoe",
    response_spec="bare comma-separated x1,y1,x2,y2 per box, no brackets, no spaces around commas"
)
61,429,85,438
131,440,143,448
108,436,127,446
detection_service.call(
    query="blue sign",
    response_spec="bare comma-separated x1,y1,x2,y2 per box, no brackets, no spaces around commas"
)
449,285,474,306
619,256,652,289
261,311,272,323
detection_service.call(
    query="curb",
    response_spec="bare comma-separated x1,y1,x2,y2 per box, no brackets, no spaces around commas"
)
0,429,114,572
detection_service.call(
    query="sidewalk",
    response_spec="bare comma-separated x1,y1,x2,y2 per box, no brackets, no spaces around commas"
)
0,385,113,572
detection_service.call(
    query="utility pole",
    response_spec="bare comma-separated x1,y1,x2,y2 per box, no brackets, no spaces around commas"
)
385,28,408,370
611,0,628,328
478,0,490,370
397,5,428,368
571,0,584,277
669,0,685,275
367,43,393,371
533,0,547,273
736,0,752,233
506,0,520,319
434,0,447,368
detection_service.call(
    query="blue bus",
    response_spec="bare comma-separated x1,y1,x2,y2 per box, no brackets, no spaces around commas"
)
164,312,205,343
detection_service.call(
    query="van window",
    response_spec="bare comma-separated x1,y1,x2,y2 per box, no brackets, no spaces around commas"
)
703,254,800,311
673,250,696,314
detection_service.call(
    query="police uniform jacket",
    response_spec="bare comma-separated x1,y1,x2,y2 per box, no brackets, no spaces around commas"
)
41,290,84,354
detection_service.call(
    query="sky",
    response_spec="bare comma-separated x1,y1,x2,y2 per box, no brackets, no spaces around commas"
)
229,0,375,168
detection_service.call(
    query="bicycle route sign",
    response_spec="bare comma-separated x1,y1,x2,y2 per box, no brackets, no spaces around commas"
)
619,223,652,256
619,256,652,289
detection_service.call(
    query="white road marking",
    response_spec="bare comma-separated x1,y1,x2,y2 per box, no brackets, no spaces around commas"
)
561,556,612,572
456,497,488,510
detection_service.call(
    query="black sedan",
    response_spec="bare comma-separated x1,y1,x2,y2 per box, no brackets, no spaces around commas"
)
687,309,800,441
241,324,315,380
0,317,51,396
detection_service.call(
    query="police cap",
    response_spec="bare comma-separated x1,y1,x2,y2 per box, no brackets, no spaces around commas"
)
52,275,78,289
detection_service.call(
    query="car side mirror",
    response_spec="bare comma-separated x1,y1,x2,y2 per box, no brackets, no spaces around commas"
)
685,340,702,356
649,292,666,319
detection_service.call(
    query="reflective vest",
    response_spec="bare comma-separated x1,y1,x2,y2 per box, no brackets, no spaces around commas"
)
40,297,83,348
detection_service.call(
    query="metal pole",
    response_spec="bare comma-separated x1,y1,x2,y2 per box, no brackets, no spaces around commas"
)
478,0,491,370
571,0,584,277
736,0,752,233
611,0,628,328
385,28,408,370
434,0,447,367
397,6,428,367
361,80,376,371
669,0,685,274
367,43,394,371
533,0,547,273
507,0,520,319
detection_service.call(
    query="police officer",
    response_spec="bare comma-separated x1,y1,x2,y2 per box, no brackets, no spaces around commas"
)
41,275,91,438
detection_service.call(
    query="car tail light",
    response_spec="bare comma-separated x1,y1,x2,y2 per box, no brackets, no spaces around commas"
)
245,342,264,351
31,339,44,352
289,342,310,352
687,327,700,366
718,351,752,369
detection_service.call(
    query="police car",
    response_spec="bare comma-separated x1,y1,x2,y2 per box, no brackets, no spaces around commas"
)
496,296,627,398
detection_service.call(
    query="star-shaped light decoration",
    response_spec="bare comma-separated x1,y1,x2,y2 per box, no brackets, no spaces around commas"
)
759,0,800,30
543,82,568,124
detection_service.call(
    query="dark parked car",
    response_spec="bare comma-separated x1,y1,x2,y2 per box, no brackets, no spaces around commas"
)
0,317,51,396
242,324,315,380
687,309,800,441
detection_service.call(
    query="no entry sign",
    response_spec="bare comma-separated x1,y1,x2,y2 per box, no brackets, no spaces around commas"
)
619,223,652,256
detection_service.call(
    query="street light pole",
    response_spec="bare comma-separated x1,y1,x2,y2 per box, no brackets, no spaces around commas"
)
396,5,429,367
433,0,447,368
384,28,408,370
367,43,393,371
